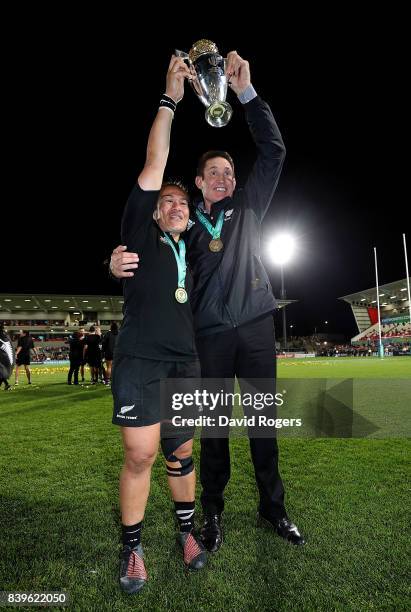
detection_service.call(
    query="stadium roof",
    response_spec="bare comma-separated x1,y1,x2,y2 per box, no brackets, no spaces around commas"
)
339,278,410,306
0,293,297,314
0,294,124,313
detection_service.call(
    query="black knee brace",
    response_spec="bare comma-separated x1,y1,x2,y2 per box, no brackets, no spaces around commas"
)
165,454,194,477
161,436,194,477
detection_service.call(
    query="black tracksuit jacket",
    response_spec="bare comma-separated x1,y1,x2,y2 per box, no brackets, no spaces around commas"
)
185,95,286,337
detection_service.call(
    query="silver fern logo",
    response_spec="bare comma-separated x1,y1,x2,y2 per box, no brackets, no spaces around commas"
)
120,404,135,415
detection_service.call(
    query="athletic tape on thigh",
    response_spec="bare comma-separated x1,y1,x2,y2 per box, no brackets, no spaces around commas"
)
160,434,192,459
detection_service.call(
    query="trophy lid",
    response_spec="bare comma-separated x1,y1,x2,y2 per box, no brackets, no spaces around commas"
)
189,39,219,63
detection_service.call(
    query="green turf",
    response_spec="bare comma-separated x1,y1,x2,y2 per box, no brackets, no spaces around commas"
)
278,356,411,378
0,359,410,611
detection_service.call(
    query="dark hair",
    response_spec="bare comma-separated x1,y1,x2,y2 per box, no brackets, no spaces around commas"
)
196,151,235,178
161,179,190,201
89,325,95,332
110,322,118,334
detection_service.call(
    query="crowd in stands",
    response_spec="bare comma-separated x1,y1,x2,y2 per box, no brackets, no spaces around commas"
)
278,331,411,357
37,347,69,360
358,322,411,342
316,342,410,357
9,334,69,342
0,320,66,326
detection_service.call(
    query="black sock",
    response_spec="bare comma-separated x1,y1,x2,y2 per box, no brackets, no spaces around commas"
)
174,501,195,533
121,521,142,548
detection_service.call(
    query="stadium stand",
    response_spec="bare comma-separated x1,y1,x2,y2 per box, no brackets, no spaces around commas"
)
0,294,124,359
339,278,411,350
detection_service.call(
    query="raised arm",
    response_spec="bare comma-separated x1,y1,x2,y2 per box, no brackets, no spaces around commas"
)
138,55,191,190
120,55,191,250
226,52,286,221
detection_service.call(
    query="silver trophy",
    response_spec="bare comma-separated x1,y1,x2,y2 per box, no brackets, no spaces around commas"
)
176,39,232,128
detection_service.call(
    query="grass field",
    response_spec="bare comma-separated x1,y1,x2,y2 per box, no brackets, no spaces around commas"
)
0,358,410,611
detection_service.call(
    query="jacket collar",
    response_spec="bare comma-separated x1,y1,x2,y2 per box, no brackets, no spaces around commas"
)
195,197,232,215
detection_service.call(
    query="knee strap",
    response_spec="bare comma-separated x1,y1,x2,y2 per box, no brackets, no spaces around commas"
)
166,454,194,478
161,435,193,461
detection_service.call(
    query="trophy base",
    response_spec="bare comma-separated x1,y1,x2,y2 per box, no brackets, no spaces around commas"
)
205,101,233,128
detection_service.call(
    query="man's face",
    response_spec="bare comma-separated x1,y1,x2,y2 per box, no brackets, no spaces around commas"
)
156,186,190,235
195,157,236,205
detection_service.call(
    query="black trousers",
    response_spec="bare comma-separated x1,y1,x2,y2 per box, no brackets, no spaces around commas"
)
68,360,81,384
196,314,287,521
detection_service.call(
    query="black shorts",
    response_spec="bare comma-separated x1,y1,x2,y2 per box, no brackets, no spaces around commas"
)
111,355,201,427
87,356,101,368
16,355,30,366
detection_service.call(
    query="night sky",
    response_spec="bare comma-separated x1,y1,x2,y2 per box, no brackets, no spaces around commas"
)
5,19,407,339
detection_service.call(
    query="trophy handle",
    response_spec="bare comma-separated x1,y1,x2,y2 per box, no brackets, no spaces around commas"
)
175,49,191,62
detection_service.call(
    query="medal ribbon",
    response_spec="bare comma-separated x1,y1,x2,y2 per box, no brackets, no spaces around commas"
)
195,208,225,240
162,233,187,289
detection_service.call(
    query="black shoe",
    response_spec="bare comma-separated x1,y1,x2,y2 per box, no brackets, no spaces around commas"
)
178,531,207,570
200,514,223,553
119,544,147,594
257,513,306,546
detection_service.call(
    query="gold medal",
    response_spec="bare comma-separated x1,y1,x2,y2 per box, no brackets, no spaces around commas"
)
209,239,224,252
175,287,188,303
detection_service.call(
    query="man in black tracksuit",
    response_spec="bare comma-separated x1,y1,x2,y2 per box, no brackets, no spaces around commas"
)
187,53,304,550
110,52,304,550
67,331,83,385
